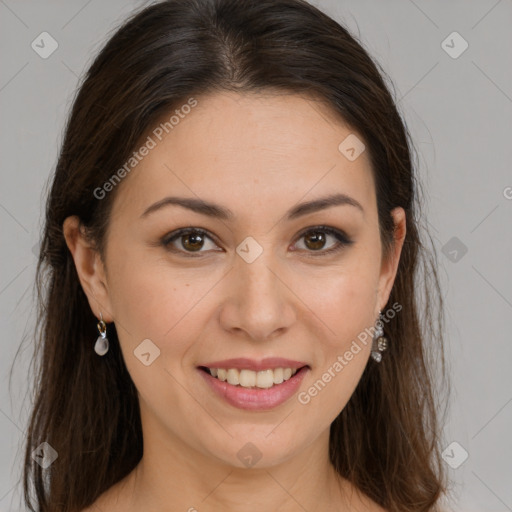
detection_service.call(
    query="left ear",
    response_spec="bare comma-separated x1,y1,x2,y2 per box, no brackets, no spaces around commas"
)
376,206,406,313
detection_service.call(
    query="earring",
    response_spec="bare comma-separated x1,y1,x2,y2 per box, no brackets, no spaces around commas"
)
371,311,388,362
94,312,109,356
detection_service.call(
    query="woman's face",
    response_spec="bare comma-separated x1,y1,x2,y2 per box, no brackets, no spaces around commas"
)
72,91,405,470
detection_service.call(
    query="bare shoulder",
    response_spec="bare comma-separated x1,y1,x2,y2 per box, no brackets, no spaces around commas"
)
79,474,134,512
366,499,388,512
353,494,388,512
356,494,388,512
79,492,121,512
78,490,117,512
340,479,388,512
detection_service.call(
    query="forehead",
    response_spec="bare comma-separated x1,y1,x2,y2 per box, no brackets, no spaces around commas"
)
111,91,376,222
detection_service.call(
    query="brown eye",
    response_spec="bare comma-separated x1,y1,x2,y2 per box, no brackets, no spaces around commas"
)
161,225,353,259
181,232,205,252
162,228,220,256
303,231,328,251
293,226,353,257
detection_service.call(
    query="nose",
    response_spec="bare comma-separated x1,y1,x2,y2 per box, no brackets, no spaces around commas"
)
218,247,296,342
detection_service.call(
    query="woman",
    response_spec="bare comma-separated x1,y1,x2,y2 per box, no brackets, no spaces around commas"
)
22,0,448,510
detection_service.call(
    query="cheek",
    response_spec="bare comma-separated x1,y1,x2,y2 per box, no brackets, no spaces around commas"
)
309,273,374,325
291,255,379,413
106,247,194,346
296,270,376,419
107,229,380,356
297,255,379,349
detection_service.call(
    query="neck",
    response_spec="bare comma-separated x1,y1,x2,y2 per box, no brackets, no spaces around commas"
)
120,418,352,512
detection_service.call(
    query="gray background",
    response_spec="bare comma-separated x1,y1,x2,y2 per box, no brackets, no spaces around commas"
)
1,0,511,510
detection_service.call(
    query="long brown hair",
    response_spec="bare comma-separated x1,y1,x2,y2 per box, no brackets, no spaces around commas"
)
16,0,449,510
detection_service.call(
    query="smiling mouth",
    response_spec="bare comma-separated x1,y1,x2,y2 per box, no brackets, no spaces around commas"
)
198,366,308,389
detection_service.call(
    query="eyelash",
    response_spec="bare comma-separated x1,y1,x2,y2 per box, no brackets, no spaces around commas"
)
160,225,354,258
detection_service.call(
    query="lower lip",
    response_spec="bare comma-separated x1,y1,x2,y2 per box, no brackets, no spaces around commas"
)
198,367,309,411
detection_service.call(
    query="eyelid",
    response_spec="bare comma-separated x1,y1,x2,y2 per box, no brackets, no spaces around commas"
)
292,225,353,257
161,227,220,256
294,225,351,243
161,225,353,257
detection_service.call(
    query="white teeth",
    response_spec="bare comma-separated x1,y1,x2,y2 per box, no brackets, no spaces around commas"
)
239,369,256,387
207,367,302,388
256,369,274,388
273,367,284,384
226,368,239,386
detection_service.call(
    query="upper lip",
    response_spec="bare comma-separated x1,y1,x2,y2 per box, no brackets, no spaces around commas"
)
198,357,309,371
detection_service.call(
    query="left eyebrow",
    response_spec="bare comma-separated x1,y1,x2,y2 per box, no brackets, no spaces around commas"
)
140,192,364,221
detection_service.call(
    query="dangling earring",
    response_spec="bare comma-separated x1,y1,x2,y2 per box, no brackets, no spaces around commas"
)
94,312,109,356
371,311,388,362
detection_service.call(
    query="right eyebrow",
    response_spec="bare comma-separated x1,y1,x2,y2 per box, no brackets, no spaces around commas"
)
140,192,364,221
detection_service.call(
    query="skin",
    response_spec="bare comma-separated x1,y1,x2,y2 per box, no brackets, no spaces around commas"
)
64,90,405,512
